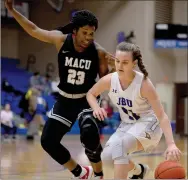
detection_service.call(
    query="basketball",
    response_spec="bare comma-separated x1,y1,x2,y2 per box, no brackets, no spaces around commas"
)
155,160,186,179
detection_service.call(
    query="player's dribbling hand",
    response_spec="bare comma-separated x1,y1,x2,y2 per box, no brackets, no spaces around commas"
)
164,143,182,162
5,0,14,11
93,107,107,121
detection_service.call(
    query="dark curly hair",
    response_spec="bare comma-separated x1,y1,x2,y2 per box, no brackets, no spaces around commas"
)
116,42,149,79
56,10,98,34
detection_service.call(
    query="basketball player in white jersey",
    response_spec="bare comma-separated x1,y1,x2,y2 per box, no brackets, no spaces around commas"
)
87,42,182,179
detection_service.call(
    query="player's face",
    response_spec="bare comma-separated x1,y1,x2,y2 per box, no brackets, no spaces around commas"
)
74,25,95,49
115,50,136,76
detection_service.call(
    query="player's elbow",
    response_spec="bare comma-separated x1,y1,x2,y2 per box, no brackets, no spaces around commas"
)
29,26,49,43
86,89,96,101
86,90,92,100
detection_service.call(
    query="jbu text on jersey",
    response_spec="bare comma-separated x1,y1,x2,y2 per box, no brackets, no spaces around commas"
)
117,97,133,107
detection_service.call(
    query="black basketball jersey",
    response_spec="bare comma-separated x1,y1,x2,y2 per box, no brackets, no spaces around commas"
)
57,34,99,94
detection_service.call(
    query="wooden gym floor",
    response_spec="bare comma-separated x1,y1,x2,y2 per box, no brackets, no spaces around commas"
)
1,135,187,180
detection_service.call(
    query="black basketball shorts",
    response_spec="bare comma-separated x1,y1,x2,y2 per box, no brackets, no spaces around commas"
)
48,95,92,130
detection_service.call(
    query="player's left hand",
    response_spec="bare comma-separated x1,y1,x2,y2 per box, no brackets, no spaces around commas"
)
164,143,182,161
93,107,107,121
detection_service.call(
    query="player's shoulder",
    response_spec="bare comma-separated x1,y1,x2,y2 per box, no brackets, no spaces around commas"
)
101,73,113,82
54,32,68,52
141,77,153,88
140,77,156,97
49,30,67,41
98,73,113,90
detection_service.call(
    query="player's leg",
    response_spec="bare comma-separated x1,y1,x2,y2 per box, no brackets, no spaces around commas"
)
128,118,162,179
113,135,145,179
102,118,162,179
41,117,93,178
41,118,74,169
79,112,104,178
41,98,93,179
101,123,148,179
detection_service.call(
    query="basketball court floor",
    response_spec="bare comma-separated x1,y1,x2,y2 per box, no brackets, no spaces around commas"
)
1,135,187,180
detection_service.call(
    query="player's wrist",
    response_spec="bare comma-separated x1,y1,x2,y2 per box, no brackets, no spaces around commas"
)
92,105,101,111
167,141,175,147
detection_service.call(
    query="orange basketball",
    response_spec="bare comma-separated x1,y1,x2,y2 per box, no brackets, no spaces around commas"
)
155,160,186,179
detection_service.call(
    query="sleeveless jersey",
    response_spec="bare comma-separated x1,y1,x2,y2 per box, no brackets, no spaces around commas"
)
57,34,99,94
108,71,154,123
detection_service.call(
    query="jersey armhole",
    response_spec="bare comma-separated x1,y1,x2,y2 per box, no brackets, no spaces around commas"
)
138,77,146,100
109,72,117,92
57,34,68,54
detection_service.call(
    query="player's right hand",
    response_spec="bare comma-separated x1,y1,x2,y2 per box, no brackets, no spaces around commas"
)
5,0,14,11
164,143,182,162
93,107,107,121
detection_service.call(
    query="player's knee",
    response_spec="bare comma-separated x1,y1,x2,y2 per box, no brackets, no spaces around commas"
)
102,133,137,164
101,144,113,161
79,114,103,163
79,114,100,151
114,133,137,164
40,121,59,151
40,128,51,151
122,133,138,154
41,134,71,165
85,144,103,163
40,120,71,165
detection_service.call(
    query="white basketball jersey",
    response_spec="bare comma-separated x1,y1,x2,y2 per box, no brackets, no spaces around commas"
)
108,71,154,123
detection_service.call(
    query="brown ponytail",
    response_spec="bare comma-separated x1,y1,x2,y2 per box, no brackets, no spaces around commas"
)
116,42,149,79
136,53,148,79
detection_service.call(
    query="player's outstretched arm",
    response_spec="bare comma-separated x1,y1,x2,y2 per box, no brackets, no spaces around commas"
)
95,42,116,77
141,78,182,161
5,0,65,45
86,74,112,121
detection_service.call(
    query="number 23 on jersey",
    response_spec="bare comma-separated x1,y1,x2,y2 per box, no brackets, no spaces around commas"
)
67,69,85,85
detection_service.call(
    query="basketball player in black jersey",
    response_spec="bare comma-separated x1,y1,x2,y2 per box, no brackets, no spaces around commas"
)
5,0,114,179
